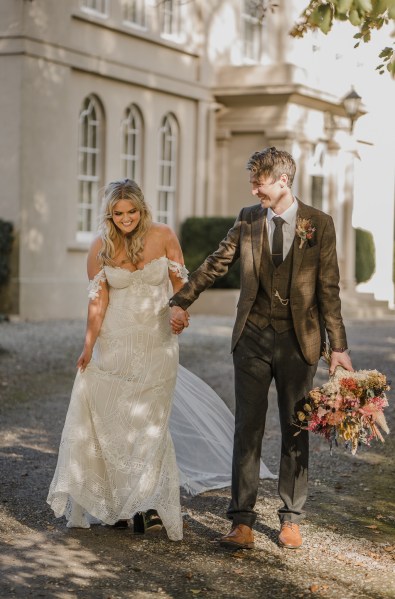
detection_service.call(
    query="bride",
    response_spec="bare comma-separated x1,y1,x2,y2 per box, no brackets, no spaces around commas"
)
47,178,274,541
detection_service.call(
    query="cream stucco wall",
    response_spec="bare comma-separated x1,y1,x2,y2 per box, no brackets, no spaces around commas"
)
1,0,394,318
0,0,213,319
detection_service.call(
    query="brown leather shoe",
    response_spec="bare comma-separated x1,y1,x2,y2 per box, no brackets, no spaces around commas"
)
219,524,255,549
278,522,302,549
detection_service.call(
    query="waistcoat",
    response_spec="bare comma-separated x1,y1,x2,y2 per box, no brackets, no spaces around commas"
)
248,220,294,332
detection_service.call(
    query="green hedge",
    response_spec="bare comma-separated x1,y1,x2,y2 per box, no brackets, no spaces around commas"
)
180,217,240,289
355,227,375,284
0,219,13,288
181,219,377,288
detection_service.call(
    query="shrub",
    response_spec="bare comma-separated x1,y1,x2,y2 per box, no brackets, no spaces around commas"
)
355,227,375,284
180,220,378,288
0,219,13,288
180,217,240,289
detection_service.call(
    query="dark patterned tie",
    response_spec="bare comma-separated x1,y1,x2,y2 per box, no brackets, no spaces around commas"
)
272,217,284,268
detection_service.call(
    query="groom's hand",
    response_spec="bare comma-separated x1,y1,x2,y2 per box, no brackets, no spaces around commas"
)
329,350,353,375
170,306,190,335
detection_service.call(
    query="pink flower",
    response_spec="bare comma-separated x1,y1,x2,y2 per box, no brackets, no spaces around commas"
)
358,404,379,418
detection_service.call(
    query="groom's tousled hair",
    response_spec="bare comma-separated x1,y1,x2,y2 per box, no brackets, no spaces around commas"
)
247,147,296,188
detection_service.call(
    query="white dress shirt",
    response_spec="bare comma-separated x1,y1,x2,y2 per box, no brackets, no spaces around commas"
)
267,199,298,261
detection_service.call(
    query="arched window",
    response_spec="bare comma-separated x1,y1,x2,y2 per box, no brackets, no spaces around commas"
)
157,114,178,226
77,95,104,242
121,104,143,183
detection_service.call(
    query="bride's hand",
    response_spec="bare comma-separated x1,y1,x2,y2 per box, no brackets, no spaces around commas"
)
77,347,93,372
170,306,189,335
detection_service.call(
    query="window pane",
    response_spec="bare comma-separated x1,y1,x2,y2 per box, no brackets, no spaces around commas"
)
311,176,324,210
157,115,177,226
121,104,142,183
242,1,261,62
81,0,108,16
123,0,146,27
160,0,180,36
77,96,102,238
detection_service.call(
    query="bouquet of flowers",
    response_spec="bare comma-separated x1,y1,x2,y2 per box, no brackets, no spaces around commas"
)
295,353,390,454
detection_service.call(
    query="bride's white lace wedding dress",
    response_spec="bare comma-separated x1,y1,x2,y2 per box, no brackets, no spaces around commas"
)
47,257,275,541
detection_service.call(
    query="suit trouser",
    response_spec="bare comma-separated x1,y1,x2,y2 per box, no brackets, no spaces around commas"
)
228,321,318,527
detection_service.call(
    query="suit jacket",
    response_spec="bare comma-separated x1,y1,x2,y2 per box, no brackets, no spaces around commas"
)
172,199,347,365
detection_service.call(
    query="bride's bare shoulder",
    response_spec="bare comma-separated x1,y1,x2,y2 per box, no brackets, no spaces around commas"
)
89,235,103,253
84,235,103,260
148,222,175,241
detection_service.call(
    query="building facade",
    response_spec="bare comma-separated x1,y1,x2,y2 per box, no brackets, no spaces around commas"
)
1,0,393,318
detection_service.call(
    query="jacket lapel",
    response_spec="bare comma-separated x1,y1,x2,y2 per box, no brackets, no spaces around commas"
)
251,205,266,277
291,199,314,282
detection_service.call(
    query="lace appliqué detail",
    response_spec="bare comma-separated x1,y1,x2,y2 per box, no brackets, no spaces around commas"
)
167,259,189,283
87,269,106,300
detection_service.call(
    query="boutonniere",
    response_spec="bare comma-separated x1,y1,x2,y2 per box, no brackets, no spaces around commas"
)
296,217,316,249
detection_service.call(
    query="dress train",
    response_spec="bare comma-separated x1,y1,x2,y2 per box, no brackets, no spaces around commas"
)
171,365,276,495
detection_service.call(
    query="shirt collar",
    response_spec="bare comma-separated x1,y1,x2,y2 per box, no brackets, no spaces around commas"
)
267,198,298,225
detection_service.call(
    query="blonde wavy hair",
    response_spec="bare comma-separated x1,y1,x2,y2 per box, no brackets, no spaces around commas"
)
98,179,152,266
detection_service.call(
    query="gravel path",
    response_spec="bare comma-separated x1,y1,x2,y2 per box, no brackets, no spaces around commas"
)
0,316,394,599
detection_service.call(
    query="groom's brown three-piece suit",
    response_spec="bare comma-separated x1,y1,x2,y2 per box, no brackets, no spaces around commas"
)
171,198,347,530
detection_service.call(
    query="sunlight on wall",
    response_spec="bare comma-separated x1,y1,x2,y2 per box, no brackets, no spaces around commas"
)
207,4,237,64
25,229,44,252
294,20,395,304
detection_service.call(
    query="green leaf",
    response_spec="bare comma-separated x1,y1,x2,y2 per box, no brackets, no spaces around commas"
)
371,0,390,17
355,0,373,11
379,46,393,57
309,3,333,25
336,0,354,14
349,8,362,24
308,5,324,27
309,4,333,34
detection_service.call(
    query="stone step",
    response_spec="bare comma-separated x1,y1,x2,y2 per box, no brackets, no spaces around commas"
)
341,292,395,319
188,289,395,320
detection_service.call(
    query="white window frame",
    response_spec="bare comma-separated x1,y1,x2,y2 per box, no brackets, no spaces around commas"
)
77,96,103,243
123,0,147,28
157,114,178,227
308,142,327,211
160,0,181,39
80,0,109,18
121,104,143,183
241,1,262,63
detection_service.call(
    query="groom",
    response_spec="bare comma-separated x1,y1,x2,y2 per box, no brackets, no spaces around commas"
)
169,147,353,549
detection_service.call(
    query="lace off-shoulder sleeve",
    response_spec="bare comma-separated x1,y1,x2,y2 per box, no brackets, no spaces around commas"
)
167,259,189,283
87,269,107,300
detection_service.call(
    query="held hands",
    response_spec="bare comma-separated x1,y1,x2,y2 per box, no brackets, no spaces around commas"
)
170,306,190,335
329,350,353,375
77,346,93,372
